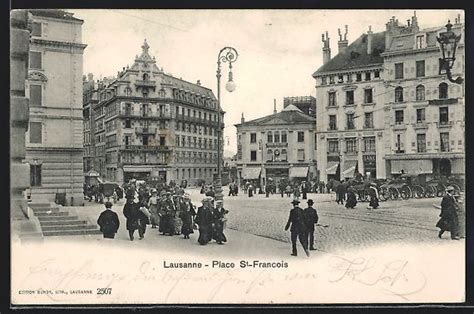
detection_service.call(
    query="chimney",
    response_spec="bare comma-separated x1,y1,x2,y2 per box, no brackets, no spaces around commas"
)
241,113,245,124
321,31,331,64
273,99,277,114
411,11,419,31
385,16,398,51
367,25,373,55
337,25,349,54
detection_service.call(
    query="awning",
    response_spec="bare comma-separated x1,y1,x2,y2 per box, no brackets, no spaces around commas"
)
391,159,432,174
451,158,465,174
241,167,261,180
289,166,309,178
326,162,339,175
342,160,358,178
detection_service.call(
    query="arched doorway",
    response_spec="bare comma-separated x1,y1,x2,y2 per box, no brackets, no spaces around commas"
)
439,159,451,177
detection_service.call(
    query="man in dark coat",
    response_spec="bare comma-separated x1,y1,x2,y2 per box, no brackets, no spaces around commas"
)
97,202,120,239
285,200,310,257
212,200,229,244
303,199,318,251
301,182,308,200
194,197,214,245
335,182,345,205
437,186,460,240
345,186,357,209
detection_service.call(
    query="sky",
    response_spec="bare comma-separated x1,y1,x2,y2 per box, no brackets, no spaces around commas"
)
70,9,463,157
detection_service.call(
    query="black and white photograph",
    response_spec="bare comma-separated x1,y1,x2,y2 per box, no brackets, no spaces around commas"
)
10,8,465,304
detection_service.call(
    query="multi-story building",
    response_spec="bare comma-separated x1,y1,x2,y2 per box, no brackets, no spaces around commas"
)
235,103,317,187
283,96,316,117
313,13,464,183
25,9,86,205
86,40,221,185
82,73,99,174
381,15,465,181
313,25,386,182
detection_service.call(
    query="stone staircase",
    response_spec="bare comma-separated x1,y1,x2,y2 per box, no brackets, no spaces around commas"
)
30,202,102,237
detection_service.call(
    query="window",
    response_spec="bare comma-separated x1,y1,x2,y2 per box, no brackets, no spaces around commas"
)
321,77,327,85
30,164,42,186
29,84,42,106
346,138,357,153
439,58,447,75
274,132,280,143
160,136,166,146
416,85,425,101
439,107,449,124
356,73,362,82
396,134,404,152
125,119,131,128
266,149,273,161
267,132,273,143
346,91,354,105
338,75,344,83
250,150,257,161
297,149,305,161
329,115,337,130
297,131,304,142
347,74,352,82
440,132,450,152
439,83,448,99
395,63,404,79
364,137,376,152
417,134,426,152
416,108,426,123
29,122,42,143
281,132,287,143
250,133,256,143
364,112,374,128
365,72,371,81
142,136,149,146
416,35,424,49
328,91,336,107
395,110,404,124
346,113,355,130
395,86,404,103
416,60,425,77
29,52,42,69
364,88,373,103
176,136,180,147
328,140,339,153
374,71,380,78
31,22,41,36
329,76,335,84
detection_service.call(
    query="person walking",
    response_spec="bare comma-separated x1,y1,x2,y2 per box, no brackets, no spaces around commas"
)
301,182,308,200
293,185,301,201
436,186,460,240
303,199,318,251
123,198,148,241
367,183,379,209
97,201,120,239
248,184,254,197
195,197,214,245
173,195,183,235
148,189,160,229
179,194,196,239
212,200,229,245
285,200,310,257
345,185,357,209
335,182,345,205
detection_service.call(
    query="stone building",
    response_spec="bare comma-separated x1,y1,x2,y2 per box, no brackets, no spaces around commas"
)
313,25,386,182
82,73,99,174
25,9,86,206
313,13,464,183
381,14,465,181
235,102,317,187
85,40,221,185
283,96,316,117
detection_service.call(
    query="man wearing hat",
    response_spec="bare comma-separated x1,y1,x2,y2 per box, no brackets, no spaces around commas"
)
195,197,214,245
303,199,318,251
436,186,460,240
285,200,310,257
97,202,120,239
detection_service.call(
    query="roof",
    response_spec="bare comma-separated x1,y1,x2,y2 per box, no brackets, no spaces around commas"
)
236,105,315,127
161,74,216,100
29,9,83,22
313,31,386,76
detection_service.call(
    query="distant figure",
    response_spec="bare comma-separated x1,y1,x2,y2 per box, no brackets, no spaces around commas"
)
335,182,345,205
345,186,357,209
285,200,310,257
301,182,308,200
97,202,120,239
303,199,318,251
367,183,379,209
248,184,254,197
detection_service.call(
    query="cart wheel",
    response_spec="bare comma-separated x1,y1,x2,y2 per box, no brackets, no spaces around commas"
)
389,187,399,200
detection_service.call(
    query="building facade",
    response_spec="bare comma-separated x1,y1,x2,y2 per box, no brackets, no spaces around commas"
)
283,96,316,117
85,40,222,186
381,15,465,181
82,73,98,174
25,10,86,205
235,104,317,187
313,26,386,183
313,13,465,183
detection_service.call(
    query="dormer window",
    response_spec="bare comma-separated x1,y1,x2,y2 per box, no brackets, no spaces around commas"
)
329,76,335,84
415,34,425,49
143,73,149,81
338,75,344,83
356,73,362,82
321,77,327,85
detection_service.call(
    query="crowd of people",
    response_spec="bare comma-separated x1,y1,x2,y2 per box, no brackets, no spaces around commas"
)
96,179,229,245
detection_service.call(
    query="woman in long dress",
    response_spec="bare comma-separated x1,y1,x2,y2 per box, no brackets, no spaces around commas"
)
345,185,357,209
194,197,214,245
179,194,196,239
148,189,160,228
367,183,379,209
212,200,228,244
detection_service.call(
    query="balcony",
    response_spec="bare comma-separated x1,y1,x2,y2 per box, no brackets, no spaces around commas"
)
413,122,428,129
266,142,288,148
428,98,458,106
135,80,156,88
327,151,340,157
135,127,157,134
118,111,171,120
437,121,454,128
120,145,171,152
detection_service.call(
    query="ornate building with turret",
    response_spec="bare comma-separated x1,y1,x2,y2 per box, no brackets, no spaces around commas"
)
83,40,222,185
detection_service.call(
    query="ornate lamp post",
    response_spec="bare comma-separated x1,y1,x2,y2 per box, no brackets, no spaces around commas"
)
437,20,463,84
215,47,239,204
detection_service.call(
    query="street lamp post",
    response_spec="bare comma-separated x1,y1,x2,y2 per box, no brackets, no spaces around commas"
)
437,20,463,84
215,47,239,204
